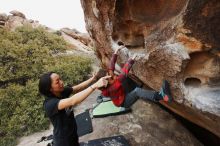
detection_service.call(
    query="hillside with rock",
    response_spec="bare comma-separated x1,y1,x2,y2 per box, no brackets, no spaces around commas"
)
0,10,93,55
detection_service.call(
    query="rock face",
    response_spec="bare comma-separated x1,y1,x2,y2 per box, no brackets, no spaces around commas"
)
60,27,93,53
61,28,93,47
10,10,26,19
81,0,220,137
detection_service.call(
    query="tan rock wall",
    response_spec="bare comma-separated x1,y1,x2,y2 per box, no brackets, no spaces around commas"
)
81,0,220,137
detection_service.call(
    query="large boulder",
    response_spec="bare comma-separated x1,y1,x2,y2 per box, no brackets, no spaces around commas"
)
61,27,93,47
10,10,26,19
80,0,220,137
5,11,47,31
0,13,8,21
0,13,7,26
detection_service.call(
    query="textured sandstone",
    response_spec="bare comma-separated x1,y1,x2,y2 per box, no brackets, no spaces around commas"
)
81,0,220,137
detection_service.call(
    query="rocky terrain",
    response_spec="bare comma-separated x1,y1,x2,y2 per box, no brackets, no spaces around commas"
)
17,91,202,146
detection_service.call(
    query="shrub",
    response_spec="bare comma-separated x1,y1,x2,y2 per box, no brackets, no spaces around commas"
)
49,56,92,85
0,26,67,85
0,81,48,146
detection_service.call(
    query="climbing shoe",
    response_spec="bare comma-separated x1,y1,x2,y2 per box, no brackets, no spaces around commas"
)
159,80,172,102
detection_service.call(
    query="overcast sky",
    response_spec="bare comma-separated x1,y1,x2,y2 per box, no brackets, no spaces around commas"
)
0,0,87,32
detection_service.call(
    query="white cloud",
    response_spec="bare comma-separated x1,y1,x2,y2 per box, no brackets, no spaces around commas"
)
0,0,87,32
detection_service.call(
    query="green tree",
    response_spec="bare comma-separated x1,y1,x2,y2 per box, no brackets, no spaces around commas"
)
0,26,67,86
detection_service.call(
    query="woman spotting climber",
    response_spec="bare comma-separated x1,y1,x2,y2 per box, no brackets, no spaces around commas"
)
96,46,172,108
39,72,110,146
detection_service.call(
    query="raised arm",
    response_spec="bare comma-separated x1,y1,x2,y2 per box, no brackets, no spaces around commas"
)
108,46,125,71
118,54,136,81
58,76,111,110
72,74,96,93
109,54,118,71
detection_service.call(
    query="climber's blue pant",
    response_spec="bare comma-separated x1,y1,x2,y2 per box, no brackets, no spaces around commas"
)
122,87,158,108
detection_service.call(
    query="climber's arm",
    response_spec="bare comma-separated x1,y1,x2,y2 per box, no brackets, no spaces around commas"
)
118,54,136,81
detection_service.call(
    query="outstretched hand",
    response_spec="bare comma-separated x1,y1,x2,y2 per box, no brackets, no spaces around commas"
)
94,75,111,88
91,71,99,81
91,72,96,80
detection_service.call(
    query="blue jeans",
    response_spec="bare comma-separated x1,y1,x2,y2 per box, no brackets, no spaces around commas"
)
122,87,158,108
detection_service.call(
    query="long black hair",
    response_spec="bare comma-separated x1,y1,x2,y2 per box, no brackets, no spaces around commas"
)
38,72,54,97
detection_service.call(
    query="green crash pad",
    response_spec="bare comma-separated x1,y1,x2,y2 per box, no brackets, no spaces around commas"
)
92,100,131,118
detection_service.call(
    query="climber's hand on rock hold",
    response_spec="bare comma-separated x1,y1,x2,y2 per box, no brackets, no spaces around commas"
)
114,45,125,54
131,54,137,60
